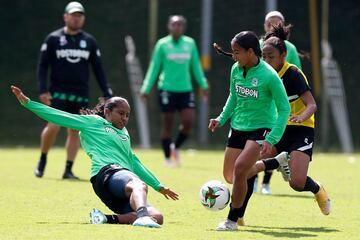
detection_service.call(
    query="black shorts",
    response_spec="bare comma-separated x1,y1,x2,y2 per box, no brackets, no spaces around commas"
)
90,164,134,214
227,128,270,149
158,90,195,112
51,98,88,114
275,125,314,158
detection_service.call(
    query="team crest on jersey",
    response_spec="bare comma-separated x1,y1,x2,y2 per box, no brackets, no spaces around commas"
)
104,127,117,134
182,44,190,51
59,36,67,46
80,40,87,48
251,78,258,87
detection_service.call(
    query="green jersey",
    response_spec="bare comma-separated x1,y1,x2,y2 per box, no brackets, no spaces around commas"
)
260,39,302,69
141,35,208,94
217,60,290,145
23,100,162,191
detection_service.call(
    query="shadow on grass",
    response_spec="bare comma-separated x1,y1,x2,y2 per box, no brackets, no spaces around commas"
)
270,193,313,199
241,225,340,238
36,221,89,225
40,177,89,183
207,225,339,238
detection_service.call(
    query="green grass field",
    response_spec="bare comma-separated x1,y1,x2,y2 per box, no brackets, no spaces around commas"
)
0,148,359,239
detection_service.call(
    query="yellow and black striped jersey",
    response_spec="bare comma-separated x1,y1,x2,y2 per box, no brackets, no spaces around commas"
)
278,62,315,128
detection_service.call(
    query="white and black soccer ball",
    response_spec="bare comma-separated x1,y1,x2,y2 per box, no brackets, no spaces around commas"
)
199,180,230,211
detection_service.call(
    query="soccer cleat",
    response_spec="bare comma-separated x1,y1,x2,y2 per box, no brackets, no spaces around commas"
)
34,159,46,178
276,152,291,181
216,219,238,231
237,217,245,226
90,208,107,224
132,216,161,228
62,171,80,180
261,183,272,195
315,182,331,215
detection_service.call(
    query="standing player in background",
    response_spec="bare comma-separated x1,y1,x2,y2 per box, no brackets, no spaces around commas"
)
140,15,208,167
35,2,113,179
208,31,290,231
257,10,302,194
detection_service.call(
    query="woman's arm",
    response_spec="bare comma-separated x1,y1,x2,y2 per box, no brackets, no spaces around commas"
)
289,91,317,123
265,78,291,146
11,86,92,131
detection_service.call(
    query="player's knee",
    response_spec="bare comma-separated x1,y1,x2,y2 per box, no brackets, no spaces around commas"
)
233,162,247,178
223,173,233,184
153,213,164,225
148,207,163,225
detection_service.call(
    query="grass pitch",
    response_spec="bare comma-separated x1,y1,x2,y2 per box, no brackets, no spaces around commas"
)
0,147,358,239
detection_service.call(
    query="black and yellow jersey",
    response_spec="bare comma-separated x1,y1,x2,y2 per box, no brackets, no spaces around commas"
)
278,62,315,128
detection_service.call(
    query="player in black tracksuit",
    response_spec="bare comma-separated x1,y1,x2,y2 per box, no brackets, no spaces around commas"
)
35,2,112,179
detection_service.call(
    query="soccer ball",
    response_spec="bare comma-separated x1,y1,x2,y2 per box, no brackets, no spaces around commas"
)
199,180,230,211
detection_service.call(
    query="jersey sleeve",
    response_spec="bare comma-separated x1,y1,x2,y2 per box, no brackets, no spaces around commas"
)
190,40,208,89
140,41,163,94
23,100,94,131
288,67,311,96
89,38,113,97
265,75,291,145
131,152,163,191
37,35,53,94
217,68,236,126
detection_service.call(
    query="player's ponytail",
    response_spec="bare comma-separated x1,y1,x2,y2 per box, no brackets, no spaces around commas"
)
263,24,291,55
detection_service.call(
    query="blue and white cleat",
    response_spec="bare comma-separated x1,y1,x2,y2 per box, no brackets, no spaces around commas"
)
132,216,161,228
90,208,107,224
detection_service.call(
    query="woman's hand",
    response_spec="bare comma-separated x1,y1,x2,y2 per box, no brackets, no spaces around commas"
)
11,85,29,104
159,187,179,200
289,114,304,123
208,118,220,132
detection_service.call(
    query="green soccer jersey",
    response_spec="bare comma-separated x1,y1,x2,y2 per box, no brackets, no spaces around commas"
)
23,100,163,191
141,35,208,94
217,59,290,145
260,39,302,69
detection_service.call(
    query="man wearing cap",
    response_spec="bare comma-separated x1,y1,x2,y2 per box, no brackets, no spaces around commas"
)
35,1,113,179
261,10,302,69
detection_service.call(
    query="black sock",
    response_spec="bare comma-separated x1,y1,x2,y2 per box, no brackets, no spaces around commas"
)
40,153,47,162
65,160,74,173
161,138,172,159
136,206,149,218
262,171,273,184
262,158,279,171
37,153,47,170
105,215,119,224
175,131,188,149
302,176,320,194
238,175,256,218
227,204,242,222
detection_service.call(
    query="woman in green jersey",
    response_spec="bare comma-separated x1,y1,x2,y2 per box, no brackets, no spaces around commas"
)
208,31,290,231
11,85,178,228
140,15,209,166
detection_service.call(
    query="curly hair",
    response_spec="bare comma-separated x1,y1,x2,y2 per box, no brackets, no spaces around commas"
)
80,97,129,118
